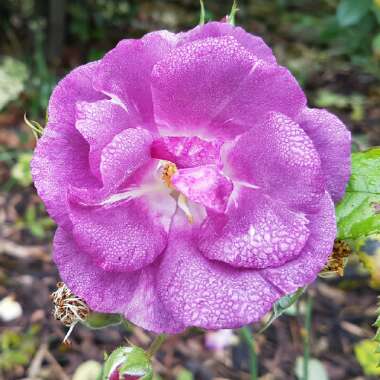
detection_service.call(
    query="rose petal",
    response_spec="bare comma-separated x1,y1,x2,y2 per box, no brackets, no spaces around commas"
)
208,61,306,138
297,107,351,202
100,128,153,190
93,31,177,123
151,36,257,135
224,112,324,212
262,192,336,293
150,136,222,169
68,194,175,272
31,62,104,229
198,188,310,269
178,21,276,64
48,61,104,126
124,262,185,333
53,227,139,313
75,99,140,178
172,165,233,213
157,210,281,330
31,126,101,230
53,228,184,333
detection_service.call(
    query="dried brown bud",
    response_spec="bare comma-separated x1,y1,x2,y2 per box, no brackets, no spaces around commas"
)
321,239,352,277
51,282,90,343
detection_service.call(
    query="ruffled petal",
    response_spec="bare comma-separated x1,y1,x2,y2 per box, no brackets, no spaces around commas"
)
124,263,185,333
157,210,281,330
224,112,325,212
297,108,351,202
151,36,257,134
150,136,222,169
68,193,175,272
261,192,336,293
208,61,306,138
172,165,233,213
100,128,153,190
198,188,310,269
31,126,100,230
75,100,140,178
178,21,276,64
53,227,139,313
53,228,184,333
93,31,177,123
31,62,104,229
48,61,105,126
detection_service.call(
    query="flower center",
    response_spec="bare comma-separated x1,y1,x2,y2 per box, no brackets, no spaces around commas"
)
160,161,194,224
161,162,177,188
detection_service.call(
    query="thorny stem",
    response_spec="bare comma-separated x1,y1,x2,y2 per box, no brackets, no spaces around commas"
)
303,293,313,380
240,326,258,380
147,334,166,358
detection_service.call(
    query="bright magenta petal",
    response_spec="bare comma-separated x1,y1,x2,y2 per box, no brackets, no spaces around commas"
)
53,227,139,313
172,165,233,213
100,128,153,190
75,100,140,178
262,192,336,293
224,112,324,212
54,228,184,333
178,21,276,64
198,188,310,269
151,136,222,169
209,61,306,138
69,196,175,272
297,108,351,202
31,62,104,229
151,36,257,134
157,210,281,330
93,31,177,123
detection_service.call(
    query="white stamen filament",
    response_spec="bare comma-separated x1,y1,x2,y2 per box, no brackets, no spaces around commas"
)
100,183,166,206
99,161,196,224
178,193,194,224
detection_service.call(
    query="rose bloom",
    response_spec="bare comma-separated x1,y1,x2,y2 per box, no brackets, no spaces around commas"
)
32,22,351,333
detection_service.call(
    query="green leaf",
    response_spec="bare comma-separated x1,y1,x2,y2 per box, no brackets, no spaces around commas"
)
259,287,305,333
336,0,372,27
354,339,380,375
336,148,380,240
295,357,329,380
83,312,122,330
102,346,153,380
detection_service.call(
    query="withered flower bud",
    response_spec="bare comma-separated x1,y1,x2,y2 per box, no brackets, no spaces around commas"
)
51,282,90,343
321,239,351,277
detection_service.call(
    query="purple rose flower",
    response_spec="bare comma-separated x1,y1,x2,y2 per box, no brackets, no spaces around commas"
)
31,22,351,333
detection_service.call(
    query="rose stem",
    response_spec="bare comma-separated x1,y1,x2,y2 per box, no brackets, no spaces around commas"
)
303,293,313,380
147,334,166,358
239,326,258,380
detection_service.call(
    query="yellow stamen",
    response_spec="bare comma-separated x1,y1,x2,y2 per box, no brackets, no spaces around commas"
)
161,162,194,224
161,162,177,188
